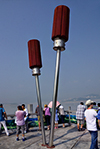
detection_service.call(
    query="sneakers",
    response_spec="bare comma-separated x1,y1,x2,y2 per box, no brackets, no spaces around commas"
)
78,128,85,131
16,137,26,141
22,138,26,141
16,138,19,141
80,128,85,131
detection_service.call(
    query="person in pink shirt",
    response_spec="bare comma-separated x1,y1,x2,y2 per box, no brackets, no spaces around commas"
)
15,105,26,141
44,104,51,130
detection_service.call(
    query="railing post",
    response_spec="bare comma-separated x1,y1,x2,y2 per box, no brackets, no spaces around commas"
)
68,106,71,126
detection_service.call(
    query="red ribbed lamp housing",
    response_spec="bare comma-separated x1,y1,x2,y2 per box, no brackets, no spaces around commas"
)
28,39,42,69
52,5,70,42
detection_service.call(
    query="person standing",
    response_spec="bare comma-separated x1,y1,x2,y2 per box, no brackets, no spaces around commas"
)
93,102,98,112
35,105,41,130
44,104,51,130
58,104,65,128
0,104,9,136
97,103,100,128
22,104,29,133
76,102,86,131
55,109,59,129
85,100,99,149
15,105,26,141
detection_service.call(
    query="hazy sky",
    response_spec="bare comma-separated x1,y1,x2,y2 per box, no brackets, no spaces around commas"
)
0,0,100,105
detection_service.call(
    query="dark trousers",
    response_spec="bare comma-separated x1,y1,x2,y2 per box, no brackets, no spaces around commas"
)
60,115,65,123
45,115,51,126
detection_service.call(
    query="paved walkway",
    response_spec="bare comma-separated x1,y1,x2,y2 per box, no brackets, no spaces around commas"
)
0,124,100,149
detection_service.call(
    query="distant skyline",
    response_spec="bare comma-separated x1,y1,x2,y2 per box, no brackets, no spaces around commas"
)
0,1,100,106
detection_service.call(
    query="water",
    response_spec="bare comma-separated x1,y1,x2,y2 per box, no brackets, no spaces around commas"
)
2,102,76,115
2,99,100,115
2,103,37,115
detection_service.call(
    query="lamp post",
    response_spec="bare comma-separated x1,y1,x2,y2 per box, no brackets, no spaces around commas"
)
48,5,70,148
28,39,46,146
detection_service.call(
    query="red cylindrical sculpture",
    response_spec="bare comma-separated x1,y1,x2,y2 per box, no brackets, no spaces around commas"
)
28,39,42,69
52,5,70,42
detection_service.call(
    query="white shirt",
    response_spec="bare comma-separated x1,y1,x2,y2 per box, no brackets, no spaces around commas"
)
59,105,64,115
85,109,97,131
24,108,28,117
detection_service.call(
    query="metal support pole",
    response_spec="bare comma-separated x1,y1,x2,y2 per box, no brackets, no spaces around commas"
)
49,49,61,147
35,75,46,146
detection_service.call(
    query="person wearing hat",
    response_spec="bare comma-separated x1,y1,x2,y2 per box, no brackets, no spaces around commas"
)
85,100,99,149
0,104,9,136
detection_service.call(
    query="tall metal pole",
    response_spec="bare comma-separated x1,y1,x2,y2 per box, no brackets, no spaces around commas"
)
35,75,46,146
28,39,46,146
49,49,61,147
48,5,70,147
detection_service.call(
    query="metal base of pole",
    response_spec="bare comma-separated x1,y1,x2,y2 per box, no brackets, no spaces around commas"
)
47,145,55,148
41,144,48,147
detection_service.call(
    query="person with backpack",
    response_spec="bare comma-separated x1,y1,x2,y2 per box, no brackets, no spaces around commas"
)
0,104,9,136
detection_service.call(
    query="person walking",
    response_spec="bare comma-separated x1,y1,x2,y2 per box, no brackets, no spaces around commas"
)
85,99,99,149
22,104,29,133
0,104,9,136
76,102,86,131
15,105,26,141
44,104,51,130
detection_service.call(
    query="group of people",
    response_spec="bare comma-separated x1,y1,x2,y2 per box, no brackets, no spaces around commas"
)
2,100,100,148
76,100,100,149
35,104,65,131
0,102,65,141
0,103,29,141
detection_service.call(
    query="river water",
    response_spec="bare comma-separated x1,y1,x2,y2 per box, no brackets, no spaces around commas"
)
2,99,100,115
